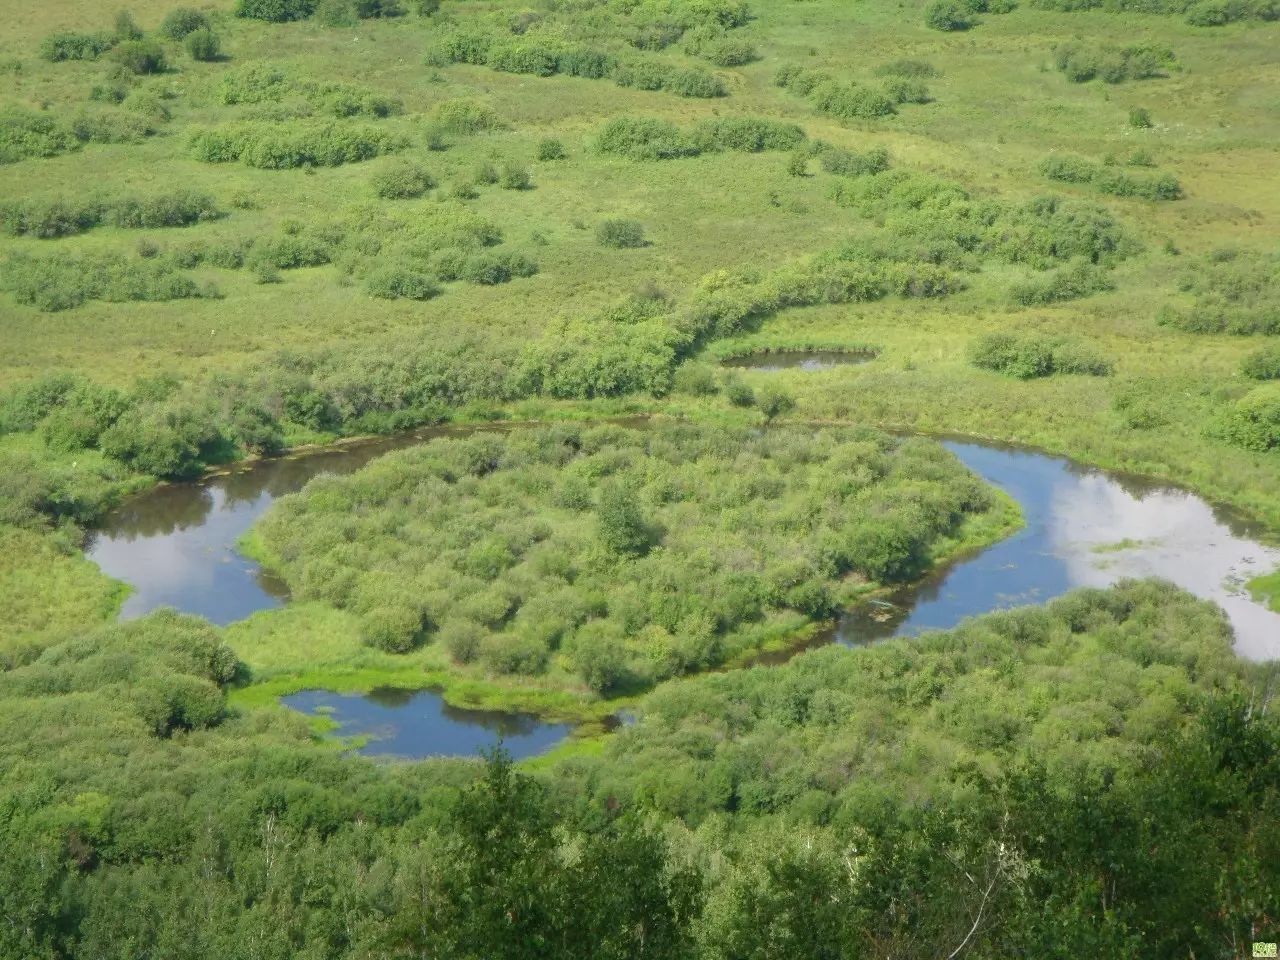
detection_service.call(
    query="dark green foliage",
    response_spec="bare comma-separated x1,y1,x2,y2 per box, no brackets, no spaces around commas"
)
429,98,501,134
190,121,405,168
256,425,995,683
1054,41,1178,82
820,146,890,177
1242,343,1280,380
774,65,898,120
684,29,757,66
1,251,214,312
882,77,932,103
160,7,211,39
1039,153,1183,200
536,137,566,160
100,403,223,478
2,191,220,238
111,39,167,75
1010,259,1115,305
969,331,1113,378
1158,250,1280,335
235,0,316,20
40,31,116,62
365,264,440,300
596,218,646,248
39,383,130,453
371,159,435,198
415,0,440,12
69,107,155,144
1129,106,1153,127
113,11,144,41
596,115,804,161
925,0,975,30
185,28,221,61
877,58,940,78
218,64,401,116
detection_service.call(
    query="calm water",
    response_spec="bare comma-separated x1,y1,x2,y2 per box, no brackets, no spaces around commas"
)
281,687,574,760
720,350,874,372
84,426,1280,759
834,441,1280,659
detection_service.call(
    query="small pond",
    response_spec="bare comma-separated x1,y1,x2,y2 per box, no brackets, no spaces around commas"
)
719,350,874,372
281,687,575,761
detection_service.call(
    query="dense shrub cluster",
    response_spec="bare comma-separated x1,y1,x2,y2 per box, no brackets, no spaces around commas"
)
819,145,890,177
1029,0,1277,25
0,107,83,163
1,251,217,313
1040,154,1183,200
596,218,647,248
1053,41,1177,82
255,424,995,683
160,7,212,39
1009,258,1115,305
39,30,117,62
190,120,406,168
0,191,221,238
370,159,435,198
235,0,317,21
682,26,757,65
428,98,502,134
831,171,1138,270
774,64,899,120
596,115,805,160
969,331,1113,378
219,64,402,117
1157,250,1280,335
428,28,728,98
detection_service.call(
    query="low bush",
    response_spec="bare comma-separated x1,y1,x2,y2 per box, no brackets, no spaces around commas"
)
597,115,805,161
2,191,219,238
820,146,890,177
429,98,501,134
1010,259,1115,305
1053,42,1177,83
366,264,440,300
160,7,211,39
371,160,434,198
498,163,532,190
1242,344,1280,381
0,107,81,163
774,65,897,120
924,0,976,30
235,0,316,21
877,58,940,78
1,251,214,312
536,137,566,160
190,121,405,168
596,219,646,249
186,29,222,62
1158,251,1280,335
1215,385,1280,452
969,331,1113,378
1040,154,1182,200
40,31,116,62
112,40,167,75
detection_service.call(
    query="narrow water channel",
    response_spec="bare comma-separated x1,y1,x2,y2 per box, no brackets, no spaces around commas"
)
86,424,1280,758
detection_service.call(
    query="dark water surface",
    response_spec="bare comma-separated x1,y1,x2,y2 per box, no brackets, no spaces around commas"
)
720,350,875,372
85,425,1280,758
281,687,574,760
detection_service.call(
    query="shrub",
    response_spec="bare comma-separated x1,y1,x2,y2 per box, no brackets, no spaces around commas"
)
40,31,116,62
877,58,940,78
2,251,213,312
429,98,501,134
596,219,646,249
1010,260,1115,305
1054,42,1177,83
1243,344,1280,381
107,191,221,229
536,137,566,160
757,387,795,421
100,404,222,478
114,11,144,41
0,108,80,163
1129,106,1153,128
498,163,532,190
112,40,167,75
883,78,932,104
663,67,728,98
190,121,404,168
684,28,757,66
1216,385,1280,452
690,116,806,152
820,146,890,177
185,29,221,61
371,160,434,198
925,0,975,30
365,264,440,300
235,0,316,20
969,331,1112,378
160,7,211,39
774,66,898,120
415,0,440,13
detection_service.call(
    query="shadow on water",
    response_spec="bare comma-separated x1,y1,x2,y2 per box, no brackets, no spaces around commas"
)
720,350,876,372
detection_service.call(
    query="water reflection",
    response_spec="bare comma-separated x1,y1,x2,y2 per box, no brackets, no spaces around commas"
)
834,441,1280,659
282,687,573,760
720,350,875,372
